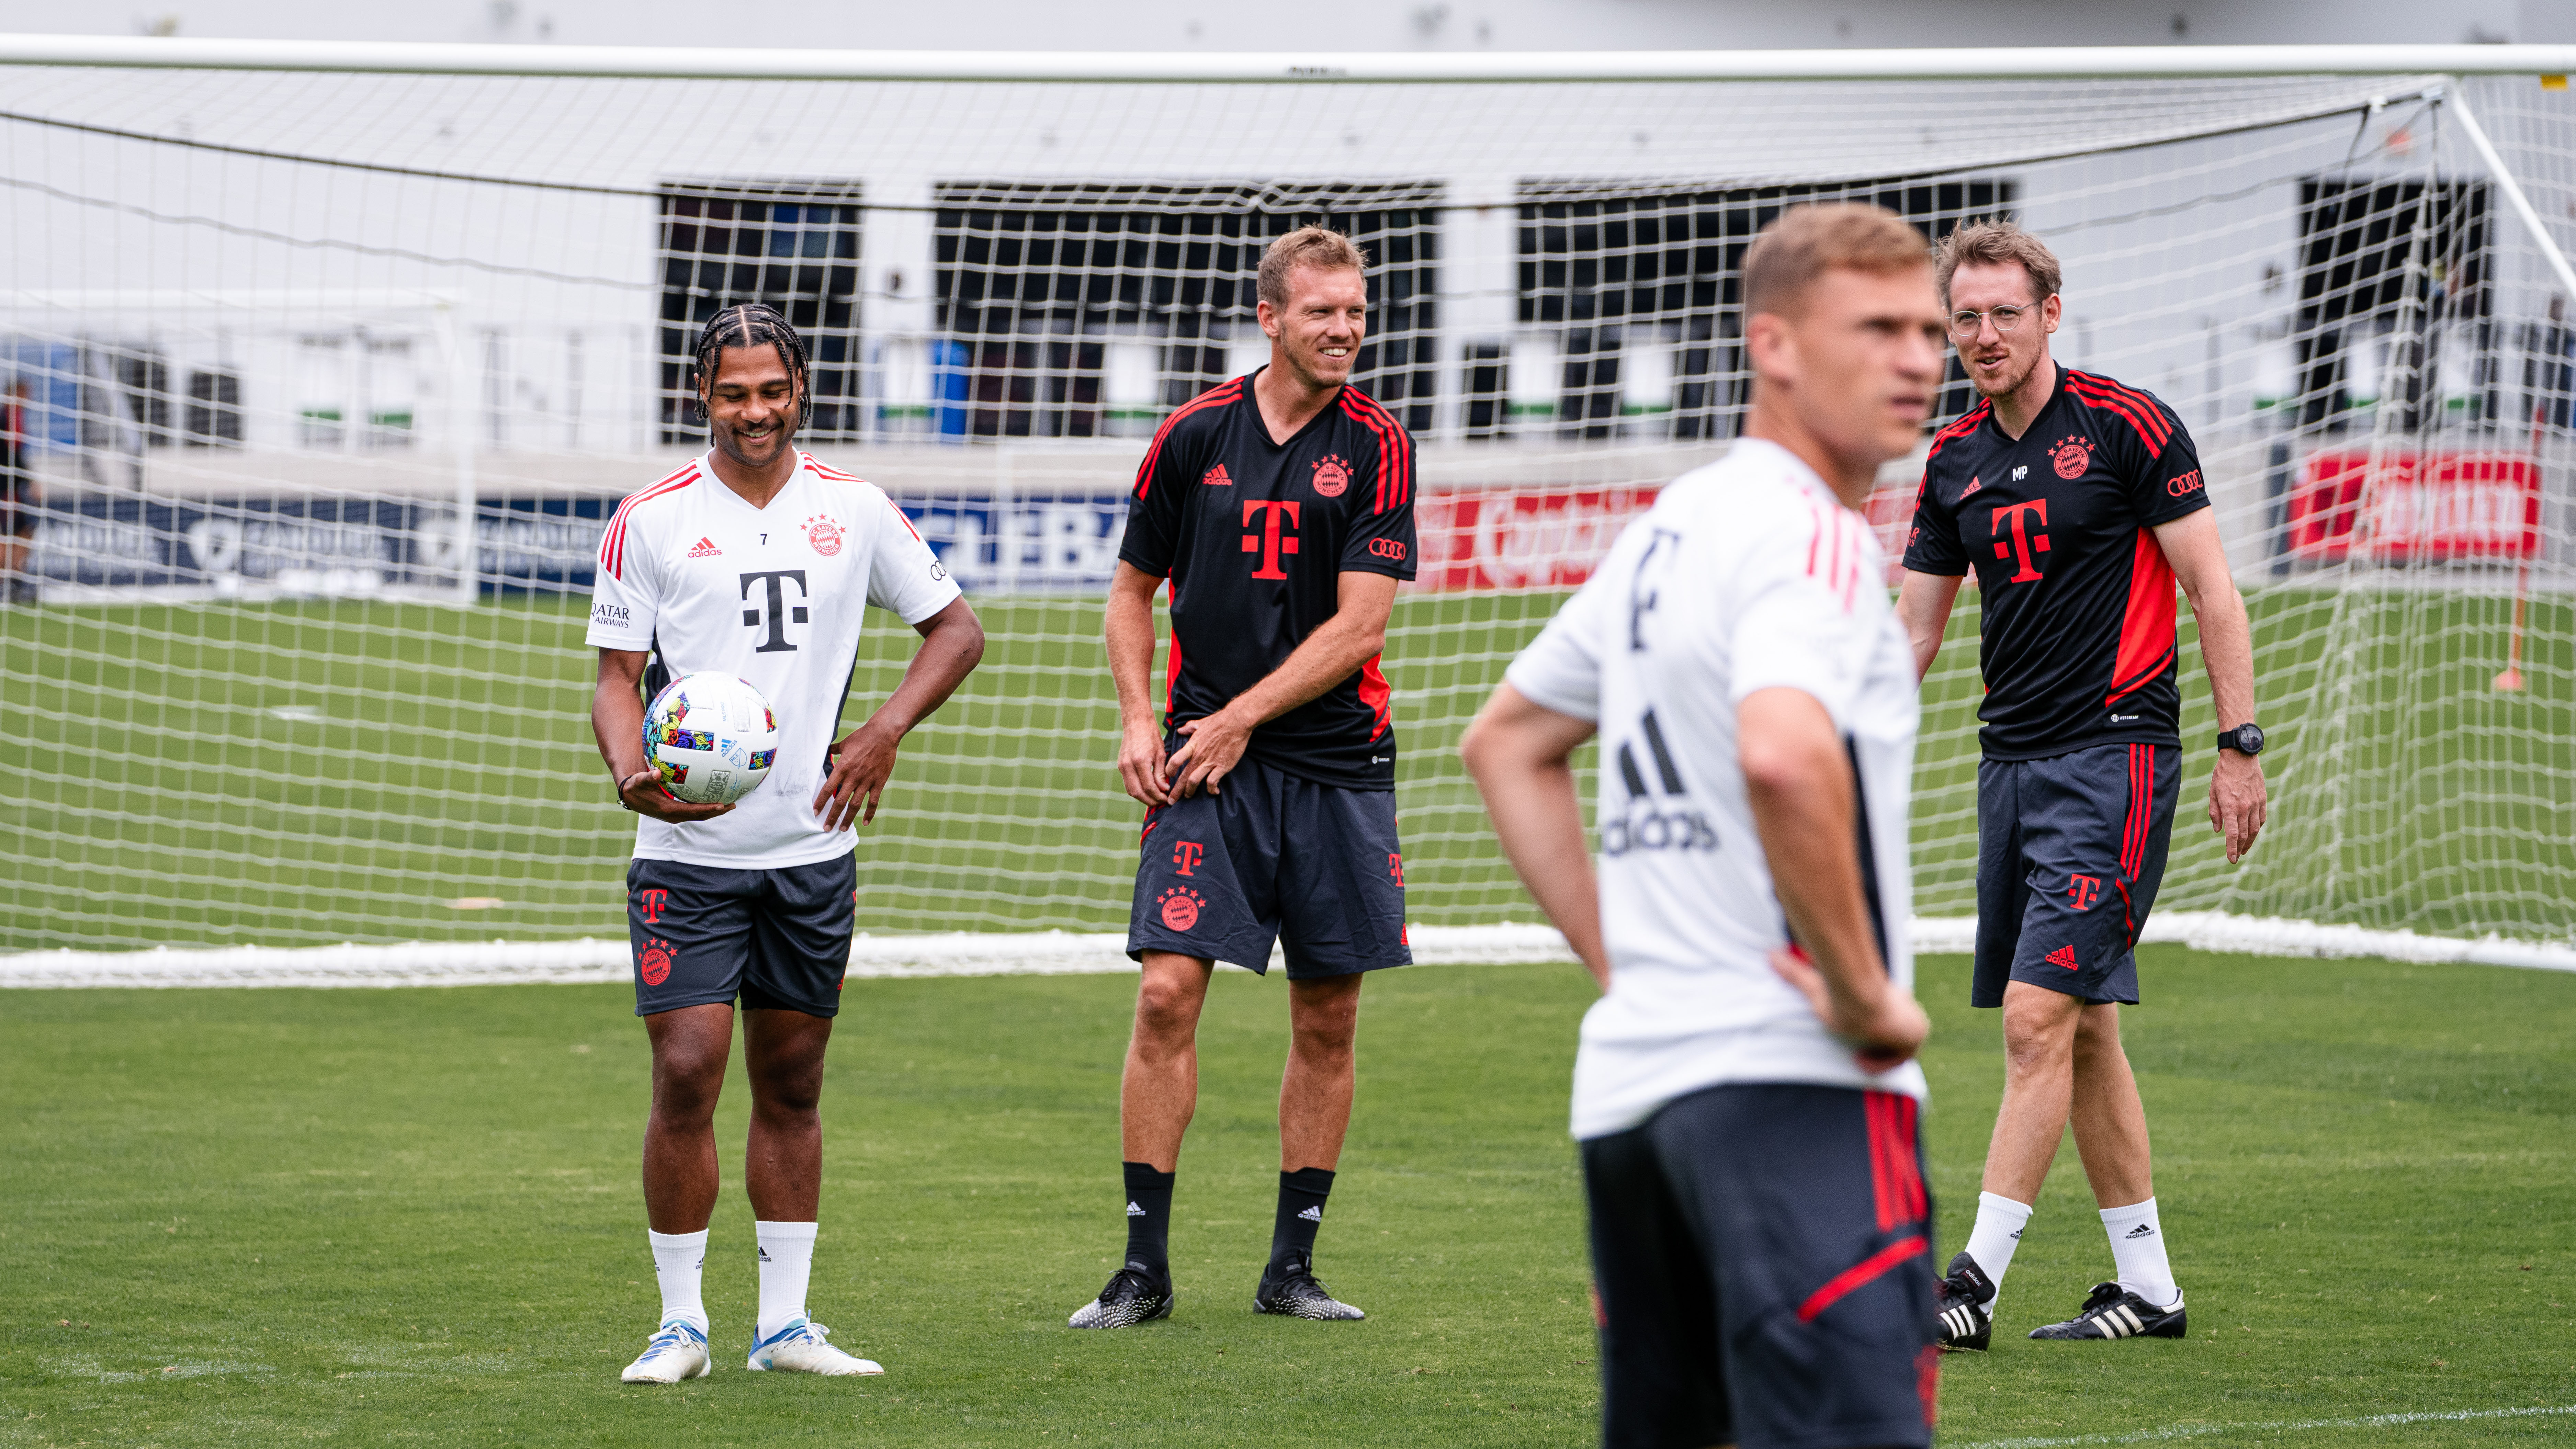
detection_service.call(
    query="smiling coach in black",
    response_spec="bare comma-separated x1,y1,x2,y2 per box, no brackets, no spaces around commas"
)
1069,226,1418,1331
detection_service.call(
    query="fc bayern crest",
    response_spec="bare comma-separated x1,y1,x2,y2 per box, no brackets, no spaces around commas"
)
1310,454,1352,498
1158,886,1204,932
803,514,846,556
639,937,675,987
2050,435,2094,480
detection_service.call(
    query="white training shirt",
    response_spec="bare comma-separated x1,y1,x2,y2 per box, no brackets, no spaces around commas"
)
1503,438,1928,1140
586,452,962,870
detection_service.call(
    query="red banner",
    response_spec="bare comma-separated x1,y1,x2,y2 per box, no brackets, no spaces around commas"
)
2288,450,2541,562
1414,486,1661,591
1411,482,1925,592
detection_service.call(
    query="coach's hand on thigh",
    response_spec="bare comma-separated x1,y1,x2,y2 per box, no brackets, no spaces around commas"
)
1118,716,1172,807
1166,707,1252,799
2208,751,2266,863
816,721,906,830
618,770,735,823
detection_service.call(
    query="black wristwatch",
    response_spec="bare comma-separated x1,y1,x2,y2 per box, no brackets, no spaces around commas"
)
2217,723,2266,756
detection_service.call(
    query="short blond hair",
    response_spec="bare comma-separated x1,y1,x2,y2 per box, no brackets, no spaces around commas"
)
1934,221,2061,308
1742,204,1933,319
1257,225,1368,308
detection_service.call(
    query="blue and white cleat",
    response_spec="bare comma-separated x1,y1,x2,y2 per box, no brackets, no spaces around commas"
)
619,1319,712,1383
746,1318,883,1376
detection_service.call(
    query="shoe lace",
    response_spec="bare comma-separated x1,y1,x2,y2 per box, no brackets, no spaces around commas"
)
645,1322,698,1352
1101,1266,1163,1301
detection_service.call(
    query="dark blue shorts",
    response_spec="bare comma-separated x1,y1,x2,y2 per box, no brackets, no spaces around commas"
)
625,854,854,1018
1126,755,1410,979
1974,742,2181,1008
1581,1084,1938,1449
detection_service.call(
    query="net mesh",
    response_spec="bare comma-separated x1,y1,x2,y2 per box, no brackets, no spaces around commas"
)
1,64,2569,952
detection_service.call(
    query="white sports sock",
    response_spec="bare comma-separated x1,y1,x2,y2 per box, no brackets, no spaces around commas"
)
2101,1198,2179,1308
1964,1192,2034,1309
755,1220,819,1343
647,1229,709,1335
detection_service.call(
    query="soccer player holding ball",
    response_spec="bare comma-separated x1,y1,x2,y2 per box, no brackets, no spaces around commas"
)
1070,226,1417,1329
1898,223,2267,1347
587,304,984,1382
1463,204,1944,1449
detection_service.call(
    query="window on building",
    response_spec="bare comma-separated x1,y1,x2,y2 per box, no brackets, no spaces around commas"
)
184,369,242,447
657,180,863,445
931,182,1440,440
2294,178,2491,433
1507,178,2016,440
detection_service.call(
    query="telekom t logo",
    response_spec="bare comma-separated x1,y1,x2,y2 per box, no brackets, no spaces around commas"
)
636,888,670,925
2068,874,2102,912
1990,499,2051,583
1241,500,1302,579
1172,840,1205,876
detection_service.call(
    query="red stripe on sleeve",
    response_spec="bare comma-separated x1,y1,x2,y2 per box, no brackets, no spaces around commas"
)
2067,376,2171,455
1133,378,1241,500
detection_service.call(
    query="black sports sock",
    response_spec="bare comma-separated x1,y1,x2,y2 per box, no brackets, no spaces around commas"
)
1267,1166,1336,1273
1121,1161,1175,1277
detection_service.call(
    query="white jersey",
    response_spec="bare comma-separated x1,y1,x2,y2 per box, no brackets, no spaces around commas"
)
586,451,962,870
1503,438,1927,1140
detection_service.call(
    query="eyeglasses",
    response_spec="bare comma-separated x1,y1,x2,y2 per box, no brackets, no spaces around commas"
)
1948,303,2040,339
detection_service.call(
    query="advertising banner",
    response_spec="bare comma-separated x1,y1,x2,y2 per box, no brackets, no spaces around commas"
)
2287,450,2542,563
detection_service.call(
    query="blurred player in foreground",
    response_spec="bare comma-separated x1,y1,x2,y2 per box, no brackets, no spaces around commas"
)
1899,223,2264,1348
1072,227,1419,1329
1462,203,1942,1449
588,303,985,1382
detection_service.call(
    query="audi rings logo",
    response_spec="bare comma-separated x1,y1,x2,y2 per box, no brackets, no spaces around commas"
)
1367,538,1407,561
2166,469,2204,497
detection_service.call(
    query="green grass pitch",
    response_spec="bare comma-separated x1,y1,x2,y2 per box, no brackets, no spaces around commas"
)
3,950,2571,1446
2,587,2569,950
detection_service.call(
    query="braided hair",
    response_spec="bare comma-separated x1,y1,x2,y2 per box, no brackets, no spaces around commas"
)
692,302,811,438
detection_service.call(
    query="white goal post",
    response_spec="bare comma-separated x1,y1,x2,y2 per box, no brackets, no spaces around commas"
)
3,39,2574,978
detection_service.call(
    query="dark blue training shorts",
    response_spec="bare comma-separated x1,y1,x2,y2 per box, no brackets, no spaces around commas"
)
1126,755,1411,979
1974,742,2181,1008
1582,1084,1939,1449
625,853,855,1018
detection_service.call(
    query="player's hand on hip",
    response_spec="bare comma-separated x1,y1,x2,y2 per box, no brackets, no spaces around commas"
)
1166,709,1251,799
1117,718,1171,807
1768,944,1930,1072
2209,751,2267,863
816,723,901,831
617,770,734,824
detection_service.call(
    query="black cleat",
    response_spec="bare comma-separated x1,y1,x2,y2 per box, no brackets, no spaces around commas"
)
2029,1281,2186,1340
1253,1255,1365,1321
1067,1262,1173,1329
1933,1251,1997,1351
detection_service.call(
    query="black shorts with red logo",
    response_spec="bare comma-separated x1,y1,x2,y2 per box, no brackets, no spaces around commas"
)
1126,754,1410,980
1582,1084,1938,1449
1973,741,2181,1008
624,853,854,1018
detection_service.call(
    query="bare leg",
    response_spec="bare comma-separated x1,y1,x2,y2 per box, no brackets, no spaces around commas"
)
1121,952,1214,1171
1280,973,1364,1171
742,1007,835,1221
641,1003,734,1234
1978,982,2087,1202
2067,1002,2155,1208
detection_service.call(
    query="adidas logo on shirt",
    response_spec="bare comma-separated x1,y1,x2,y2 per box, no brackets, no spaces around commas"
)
1125,1201,1146,1218
1296,1206,1322,1222
1202,463,1233,487
758,1245,773,1263
1961,476,1983,499
2125,1223,2157,1238
686,536,722,558
2046,944,2082,972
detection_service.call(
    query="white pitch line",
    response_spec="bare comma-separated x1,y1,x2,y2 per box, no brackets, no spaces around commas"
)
1952,1403,2576,1449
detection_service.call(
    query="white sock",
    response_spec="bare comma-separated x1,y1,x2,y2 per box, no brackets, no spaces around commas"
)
647,1229,709,1335
1964,1192,2034,1310
755,1220,819,1343
2101,1198,2179,1308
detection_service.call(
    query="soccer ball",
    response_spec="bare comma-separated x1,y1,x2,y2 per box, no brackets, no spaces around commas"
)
642,673,780,805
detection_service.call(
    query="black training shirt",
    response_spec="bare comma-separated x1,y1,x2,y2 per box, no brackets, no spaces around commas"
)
1902,366,2211,761
1117,369,1419,790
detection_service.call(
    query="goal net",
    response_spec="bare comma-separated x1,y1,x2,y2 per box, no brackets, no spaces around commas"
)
2,46,2571,962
